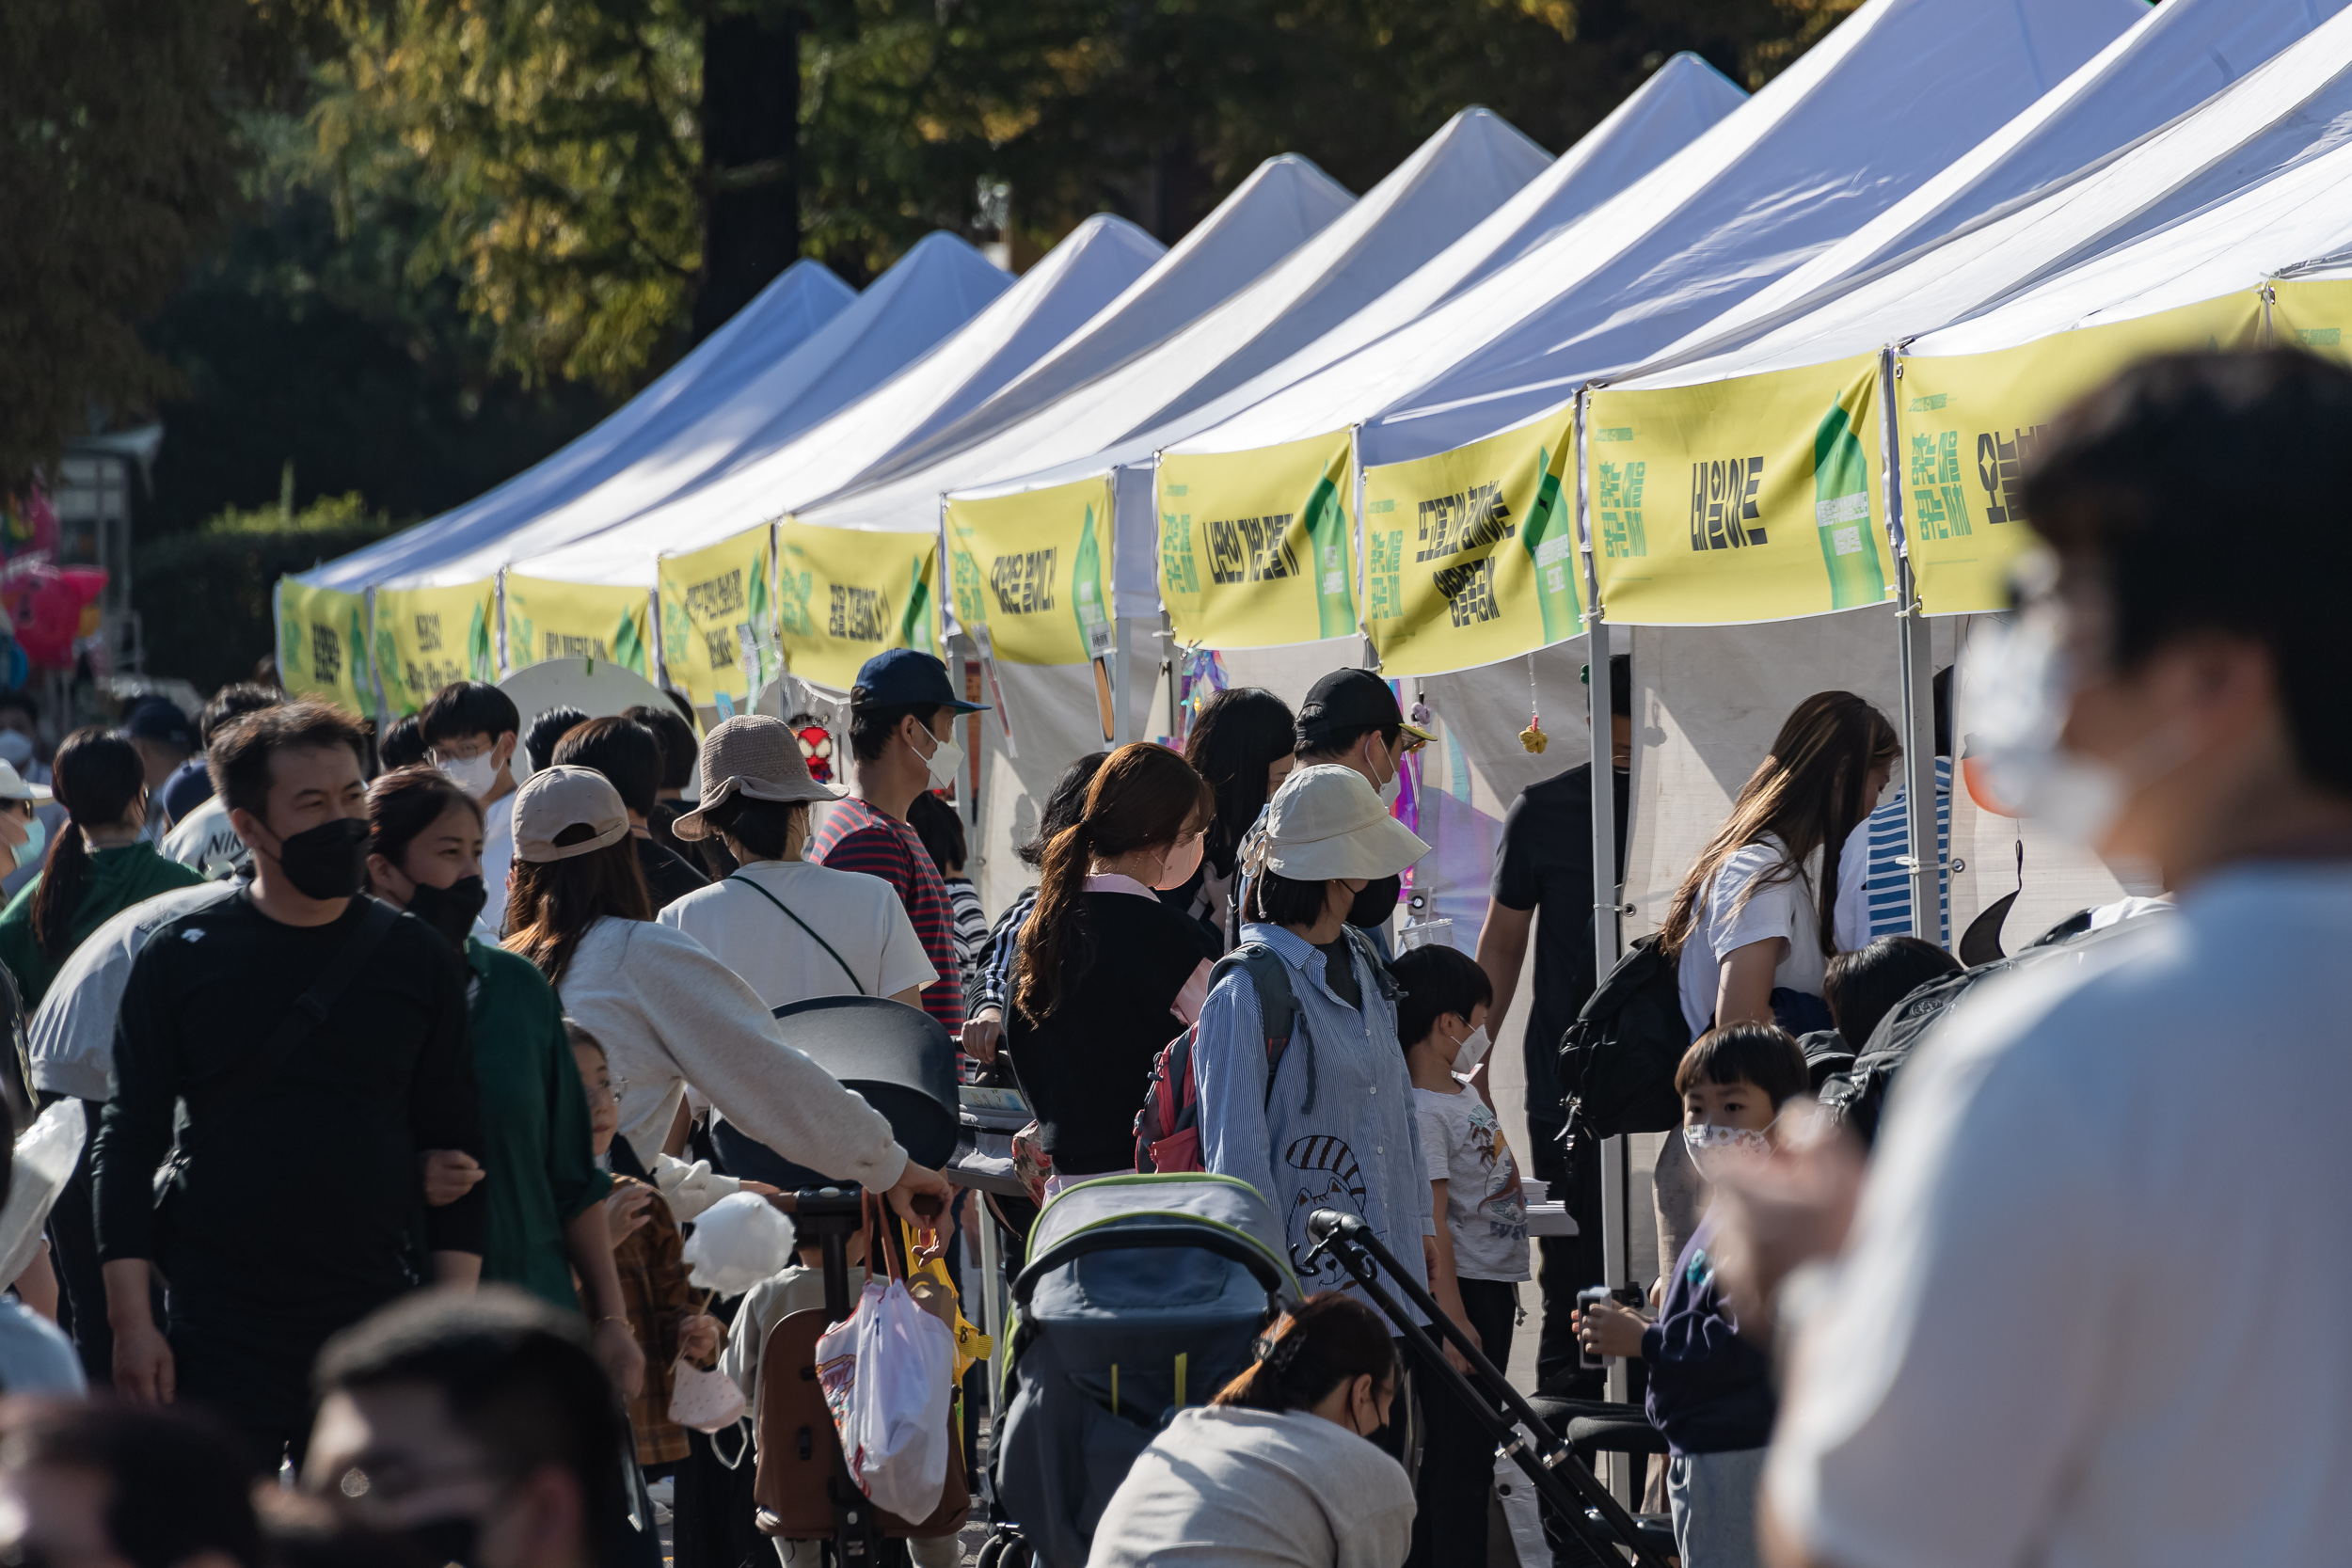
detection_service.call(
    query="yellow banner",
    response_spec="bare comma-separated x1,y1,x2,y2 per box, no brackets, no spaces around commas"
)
1360,411,1580,677
945,476,1113,667
660,527,778,708
1158,432,1359,648
772,520,939,691
502,575,653,678
1587,356,1894,625
2267,279,2352,363
373,580,498,715
1897,293,2264,614
276,579,375,716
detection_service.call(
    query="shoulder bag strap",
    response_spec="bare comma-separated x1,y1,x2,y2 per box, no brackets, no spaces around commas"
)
723,874,866,995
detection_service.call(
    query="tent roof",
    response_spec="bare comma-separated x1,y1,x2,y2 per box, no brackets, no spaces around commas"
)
1620,0,2352,387
1624,0,2348,384
802,106,1571,533
366,231,1012,591
512,155,1357,586
1168,0,2143,467
508,214,1168,584
300,258,852,593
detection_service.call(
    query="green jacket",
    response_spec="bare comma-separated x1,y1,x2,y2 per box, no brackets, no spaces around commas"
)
466,937,612,1309
0,842,206,1009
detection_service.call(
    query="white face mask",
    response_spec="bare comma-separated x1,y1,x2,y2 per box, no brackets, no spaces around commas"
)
913,724,963,791
1449,1023,1492,1076
0,731,33,769
1682,1120,1771,1178
8,814,44,873
438,751,501,800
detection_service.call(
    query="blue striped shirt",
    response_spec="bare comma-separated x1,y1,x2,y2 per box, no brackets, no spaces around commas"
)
1834,758,1951,950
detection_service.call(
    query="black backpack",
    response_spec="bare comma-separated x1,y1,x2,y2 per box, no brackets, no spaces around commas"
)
1556,933,1692,1157
1818,906,2167,1146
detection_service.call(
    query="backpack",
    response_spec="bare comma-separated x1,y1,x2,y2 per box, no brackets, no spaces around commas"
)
1134,927,1393,1175
1556,933,1691,1153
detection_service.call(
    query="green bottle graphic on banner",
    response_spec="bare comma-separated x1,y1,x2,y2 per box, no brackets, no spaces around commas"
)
612,607,648,675
1519,447,1581,642
1302,475,1357,639
1813,402,1886,610
898,557,934,656
346,609,369,703
468,601,496,682
1073,504,1114,660
747,554,774,684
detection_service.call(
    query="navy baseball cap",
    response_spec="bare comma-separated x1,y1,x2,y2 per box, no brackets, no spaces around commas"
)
122,697,197,751
851,648,988,713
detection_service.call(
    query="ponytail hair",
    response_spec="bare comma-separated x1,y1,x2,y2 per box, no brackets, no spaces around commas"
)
1212,1293,1396,1414
29,727,145,963
1012,742,1212,1024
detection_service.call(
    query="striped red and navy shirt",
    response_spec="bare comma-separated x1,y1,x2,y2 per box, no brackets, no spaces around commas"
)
811,796,966,1037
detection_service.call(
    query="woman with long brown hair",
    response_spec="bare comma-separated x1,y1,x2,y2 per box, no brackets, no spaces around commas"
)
1660,690,1899,1039
1005,742,1217,1195
499,765,953,1228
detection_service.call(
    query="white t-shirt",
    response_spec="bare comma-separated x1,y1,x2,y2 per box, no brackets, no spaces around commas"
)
656,857,937,1010
476,791,516,941
1769,863,2352,1568
160,794,242,879
1089,1405,1414,1568
1675,832,1827,1037
1414,1083,1529,1282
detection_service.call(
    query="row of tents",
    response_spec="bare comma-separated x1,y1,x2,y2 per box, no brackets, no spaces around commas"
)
281,0,2352,953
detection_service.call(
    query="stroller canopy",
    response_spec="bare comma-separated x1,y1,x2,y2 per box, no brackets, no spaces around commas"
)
1015,1173,1297,1307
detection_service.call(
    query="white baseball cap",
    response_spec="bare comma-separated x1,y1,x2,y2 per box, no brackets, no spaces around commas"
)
0,761,52,803
1253,765,1428,882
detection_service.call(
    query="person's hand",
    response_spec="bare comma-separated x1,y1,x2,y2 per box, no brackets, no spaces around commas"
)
961,1012,1003,1064
1573,1299,1648,1360
418,1149,485,1207
738,1180,781,1197
1444,1321,1481,1375
1705,1104,1866,1336
677,1313,723,1364
113,1321,175,1404
606,1184,657,1245
1648,1276,1666,1311
592,1314,647,1399
886,1162,955,1260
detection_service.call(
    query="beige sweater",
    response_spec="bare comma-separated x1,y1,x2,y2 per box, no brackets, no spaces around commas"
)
555,917,907,1190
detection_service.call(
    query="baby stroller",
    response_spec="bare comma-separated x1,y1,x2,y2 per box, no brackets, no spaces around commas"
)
979,1173,1295,1568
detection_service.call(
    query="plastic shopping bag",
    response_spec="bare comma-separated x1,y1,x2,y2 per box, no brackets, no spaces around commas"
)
813,1276,957,1518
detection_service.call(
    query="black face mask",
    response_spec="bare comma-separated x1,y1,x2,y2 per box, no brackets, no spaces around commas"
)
1346,874,1401,929
268,816,371,901
405,875,487,949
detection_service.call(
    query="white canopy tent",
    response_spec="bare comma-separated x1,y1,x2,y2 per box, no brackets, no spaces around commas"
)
350,231,1014,591
795,106,1561,568
514,153,1359,586
1166,0,2142,470
301,258,852,593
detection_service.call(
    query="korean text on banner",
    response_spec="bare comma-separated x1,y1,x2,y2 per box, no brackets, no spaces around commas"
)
1587,356,1893,626
1158,432,1358,649
374,580,499,715
503,574,653,677
945,477,1112,667
2271,279,2352,363
773,520,939,691
1898,293,2264,615
275,578,373,717
1361,410,1579,677
660,527,779,708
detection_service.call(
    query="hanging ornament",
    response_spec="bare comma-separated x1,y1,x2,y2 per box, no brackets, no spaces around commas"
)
788,711,836,784
1519,653,1547,752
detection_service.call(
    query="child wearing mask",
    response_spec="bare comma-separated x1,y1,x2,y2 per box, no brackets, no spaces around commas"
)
568,1022,722,1474
1392,941,1525,1568
1574,1022,1808,1568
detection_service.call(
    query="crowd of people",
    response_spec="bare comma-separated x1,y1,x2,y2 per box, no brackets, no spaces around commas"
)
0,347,2335,1568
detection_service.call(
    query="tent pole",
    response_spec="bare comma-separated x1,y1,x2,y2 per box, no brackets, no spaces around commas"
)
1880,348,1941,945
1576,388,1632,1469
494,569,509,678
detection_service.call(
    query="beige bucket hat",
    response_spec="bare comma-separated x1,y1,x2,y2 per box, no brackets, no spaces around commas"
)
674,715,840,842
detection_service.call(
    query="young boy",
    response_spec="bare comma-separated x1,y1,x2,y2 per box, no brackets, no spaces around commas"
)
1391,942,1527,1568
1575,1022,1808,1568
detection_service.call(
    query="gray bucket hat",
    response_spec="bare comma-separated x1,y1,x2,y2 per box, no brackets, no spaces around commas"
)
674,714,840,841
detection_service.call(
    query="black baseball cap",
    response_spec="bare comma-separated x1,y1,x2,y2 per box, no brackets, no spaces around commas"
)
1295,669,1432,750
851,649,988,713
122,697,197,751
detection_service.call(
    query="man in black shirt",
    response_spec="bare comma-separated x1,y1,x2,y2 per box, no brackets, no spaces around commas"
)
550,717,709,910
94,701,485,1471
1475,654,1630,1396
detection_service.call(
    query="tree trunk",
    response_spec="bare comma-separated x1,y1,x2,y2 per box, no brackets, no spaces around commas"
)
693,5,802,342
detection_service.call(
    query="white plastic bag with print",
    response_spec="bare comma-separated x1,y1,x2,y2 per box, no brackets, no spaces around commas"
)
813,1275,956,1518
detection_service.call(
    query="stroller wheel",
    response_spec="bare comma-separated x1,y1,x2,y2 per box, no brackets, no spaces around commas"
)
976,1525,1030,1568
